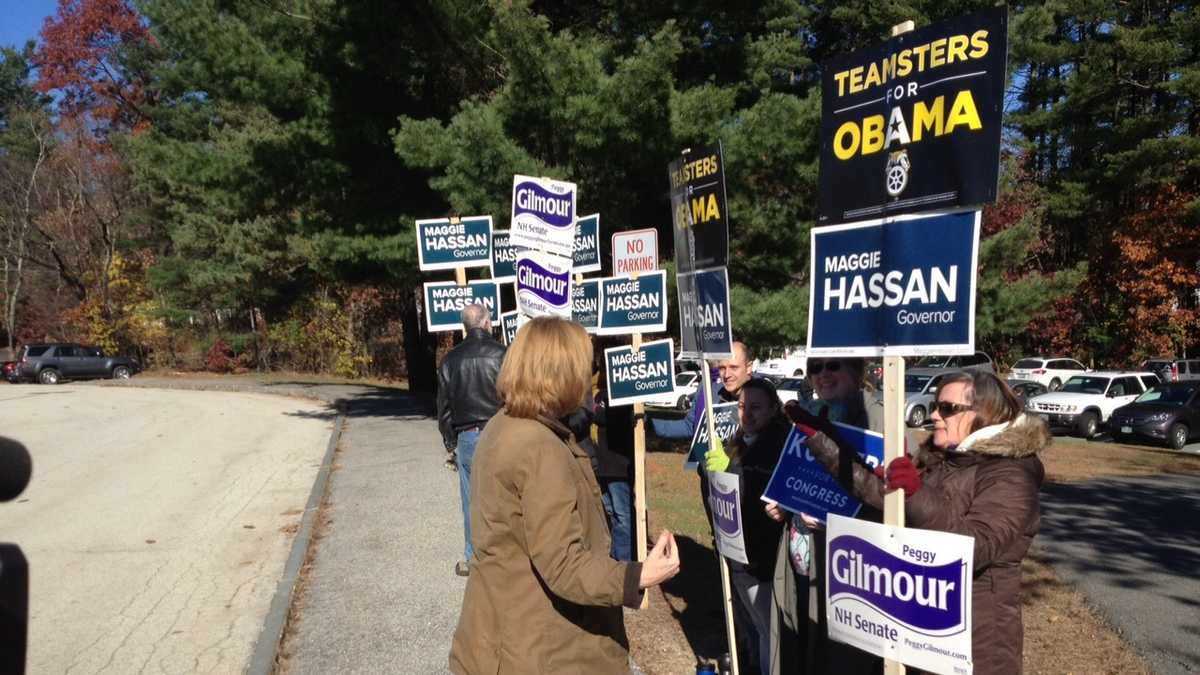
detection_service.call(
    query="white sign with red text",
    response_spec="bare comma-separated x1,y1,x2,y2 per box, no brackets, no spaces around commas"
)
612,229,658,275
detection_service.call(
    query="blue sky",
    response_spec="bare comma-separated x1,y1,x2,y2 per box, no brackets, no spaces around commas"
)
0,0,59,50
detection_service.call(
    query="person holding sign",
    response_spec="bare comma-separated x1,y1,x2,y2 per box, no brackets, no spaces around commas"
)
703,378,790,674
792,371,1048,675
765,357,884,675
449,317,681,675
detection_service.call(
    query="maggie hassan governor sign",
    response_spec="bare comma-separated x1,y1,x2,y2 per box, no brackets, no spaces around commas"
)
807,210,979,357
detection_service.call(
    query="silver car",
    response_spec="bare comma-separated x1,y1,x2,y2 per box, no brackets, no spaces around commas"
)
904,368,960,427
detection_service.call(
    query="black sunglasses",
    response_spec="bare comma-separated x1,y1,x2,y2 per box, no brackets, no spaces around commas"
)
933,401,973,418
808,360,842,376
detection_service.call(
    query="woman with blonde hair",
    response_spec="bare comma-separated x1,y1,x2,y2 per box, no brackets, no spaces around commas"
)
449,317,680,674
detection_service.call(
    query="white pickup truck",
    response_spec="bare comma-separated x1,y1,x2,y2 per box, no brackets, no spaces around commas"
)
1025,371,1161,437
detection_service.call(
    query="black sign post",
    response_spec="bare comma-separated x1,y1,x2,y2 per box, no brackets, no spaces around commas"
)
668,142,730,273
817,6,1008,224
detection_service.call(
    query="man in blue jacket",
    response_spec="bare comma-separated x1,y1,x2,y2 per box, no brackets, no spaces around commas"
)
650,341,754,440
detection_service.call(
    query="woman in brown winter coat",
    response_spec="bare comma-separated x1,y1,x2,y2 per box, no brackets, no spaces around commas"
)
794,370,1047,674
449,317,680,675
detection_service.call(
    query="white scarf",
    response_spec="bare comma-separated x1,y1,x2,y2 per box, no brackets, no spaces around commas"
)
952,413,1030,452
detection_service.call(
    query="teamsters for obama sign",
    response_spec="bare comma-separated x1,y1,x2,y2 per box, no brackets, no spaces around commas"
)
817,7,1007,224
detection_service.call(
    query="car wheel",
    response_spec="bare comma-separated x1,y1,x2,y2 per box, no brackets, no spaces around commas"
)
1075,411,1098,438
38,368,60,385
793,368,804,377
1167,423,1189,450
1049,378,1062,391
907,406,926,428
677,394,690,410
112,365,132,380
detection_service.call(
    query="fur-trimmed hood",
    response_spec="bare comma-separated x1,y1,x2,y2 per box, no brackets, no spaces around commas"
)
919,413,1051,462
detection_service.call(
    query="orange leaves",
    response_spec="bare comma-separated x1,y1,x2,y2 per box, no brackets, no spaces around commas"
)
34,0,154,133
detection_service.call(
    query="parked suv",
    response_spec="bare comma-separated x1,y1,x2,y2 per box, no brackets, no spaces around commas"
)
17,343,140,384
1009,356,1088,391
1140,357,1200,383
1110,382,1200,450
912,351,995,373
1025,371,1161,437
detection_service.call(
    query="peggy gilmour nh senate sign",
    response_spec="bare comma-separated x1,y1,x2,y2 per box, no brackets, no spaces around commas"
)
818,6,1007,224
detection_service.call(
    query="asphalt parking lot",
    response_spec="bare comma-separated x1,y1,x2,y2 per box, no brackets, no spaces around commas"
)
0,385,334,674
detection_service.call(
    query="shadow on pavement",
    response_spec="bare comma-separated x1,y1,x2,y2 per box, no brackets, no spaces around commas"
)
1040,479,1200,580
1038,475,1200,671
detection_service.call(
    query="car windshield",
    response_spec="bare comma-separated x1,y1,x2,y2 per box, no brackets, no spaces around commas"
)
1013,359,1042,369
1134,386,1197,405
24,346,49,357
674,373,693,386
905,374,932,393
915,356,950,368
1061,376,1110,395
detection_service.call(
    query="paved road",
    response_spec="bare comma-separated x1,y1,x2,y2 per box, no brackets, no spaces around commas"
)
0,384,333,674
104,377,465,674
1038,473,1200,674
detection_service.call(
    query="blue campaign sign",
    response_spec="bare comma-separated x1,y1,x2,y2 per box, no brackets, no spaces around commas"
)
500,310,520,346
683,402,740,470
572,278,600,333
423,280,501,332
677,267,733,359
761,422,884,523
604,339,676,406
490,229,522,283
415,216,493,271
597,270,668,335
573,214,602,274
807,209,980,357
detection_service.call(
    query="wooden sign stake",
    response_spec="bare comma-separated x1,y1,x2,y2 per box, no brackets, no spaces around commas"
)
883,21,912,675
701,357,739,675
628,266,651,610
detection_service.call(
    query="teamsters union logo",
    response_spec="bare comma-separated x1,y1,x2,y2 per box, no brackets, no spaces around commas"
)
827,534,967,635
885,149,910,198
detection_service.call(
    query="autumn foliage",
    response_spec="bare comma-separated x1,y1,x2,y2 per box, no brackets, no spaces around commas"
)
34,0,154,133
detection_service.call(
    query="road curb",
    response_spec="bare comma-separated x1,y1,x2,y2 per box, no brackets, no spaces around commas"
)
246,412,345,675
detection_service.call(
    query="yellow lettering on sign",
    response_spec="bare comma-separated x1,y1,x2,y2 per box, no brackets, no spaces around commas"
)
969,30,989,59
862,115,885,155
691,194,721,223
945,90,982,132
912,96,944,142
834,121,861,160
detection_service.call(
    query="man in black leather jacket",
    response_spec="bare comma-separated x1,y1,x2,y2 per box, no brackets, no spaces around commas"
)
436,303,506,576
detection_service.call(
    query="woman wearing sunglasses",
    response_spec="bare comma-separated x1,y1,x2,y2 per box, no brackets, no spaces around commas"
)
765,357,886,675
792,370,1048,675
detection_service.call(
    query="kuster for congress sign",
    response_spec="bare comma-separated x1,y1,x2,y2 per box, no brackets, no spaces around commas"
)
807,209,979,357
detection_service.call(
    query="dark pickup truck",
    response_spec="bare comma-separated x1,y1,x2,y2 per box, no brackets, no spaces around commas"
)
16,343,140,384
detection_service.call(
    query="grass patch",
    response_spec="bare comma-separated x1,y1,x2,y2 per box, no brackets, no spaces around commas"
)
1041,435,1200,483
